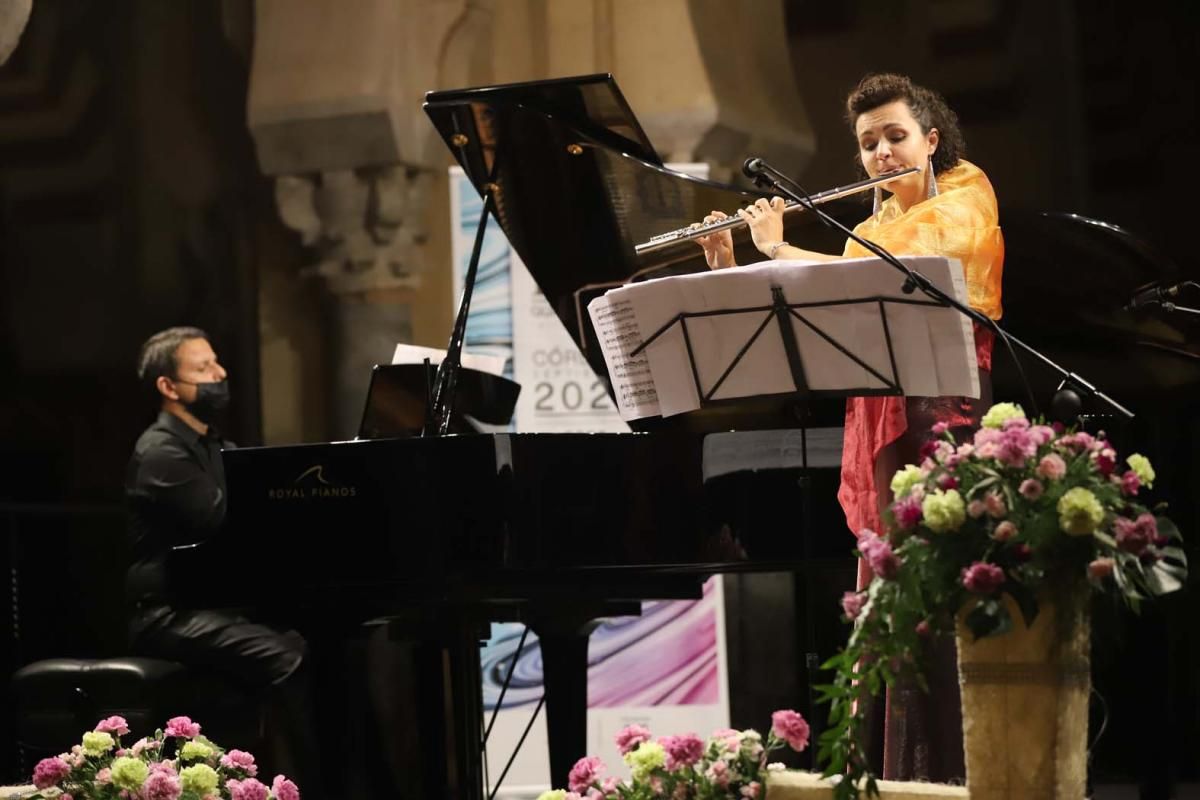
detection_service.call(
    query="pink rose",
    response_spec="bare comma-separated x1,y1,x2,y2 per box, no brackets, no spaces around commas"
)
961,562,1006,594
967,499,986,519
711,727,741,752
271,776,300,800
1036,453,1067,481
770,709,810,752
95,716,130,736
164,716,201,739
1087,558,1116,580
841,591,866,621
225,778,270,800
1120,470,1141,496
659,734,704,771
32,756,71,789
931,421,949,435
143,770,182,800
220,750,258,777
96,768,112,784
568,756,604,793
614,724,652,755
992,520,1018,542
1018,478,1043,500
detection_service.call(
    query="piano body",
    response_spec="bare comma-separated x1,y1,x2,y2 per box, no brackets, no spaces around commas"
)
169,74,1200,798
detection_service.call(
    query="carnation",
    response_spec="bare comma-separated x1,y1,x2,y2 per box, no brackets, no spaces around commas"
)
922,489,966,532
1127,453,1156,488
220,750,258,776
110,757,149,791
770,709,810,752
165,716,202,739
81,731,115,756
180,740,215,762
981,401,1025,428
614,724,652,755
272,775,301,800
143,769,183,800
841,591,866,621
1036,453,1067,481
1019,478,1044,500
179,764,219,796
32,757,71,790
568,756,604,793
889,464,925,499
94,716,130,736
1057,487,1104,535
225,777,270,800
961,562,1006,594
624,741,665,782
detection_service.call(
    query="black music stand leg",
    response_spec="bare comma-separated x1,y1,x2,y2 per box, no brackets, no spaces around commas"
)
532,619,594,791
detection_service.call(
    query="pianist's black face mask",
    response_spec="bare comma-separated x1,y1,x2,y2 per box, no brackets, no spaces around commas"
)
177,379,231,424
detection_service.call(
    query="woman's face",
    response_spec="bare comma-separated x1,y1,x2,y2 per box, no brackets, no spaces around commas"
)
855,100,939,204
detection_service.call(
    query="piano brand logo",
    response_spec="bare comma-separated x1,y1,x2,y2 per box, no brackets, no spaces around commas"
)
266,464,357,500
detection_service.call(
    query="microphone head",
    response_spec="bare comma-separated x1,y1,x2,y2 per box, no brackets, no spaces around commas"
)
742,157,764,178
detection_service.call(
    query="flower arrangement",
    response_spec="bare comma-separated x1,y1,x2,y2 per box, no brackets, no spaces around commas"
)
817,402,1187,799
535,709,811,800
28,715,300,800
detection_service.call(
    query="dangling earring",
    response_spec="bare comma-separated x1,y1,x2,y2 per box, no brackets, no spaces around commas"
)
873,186,882,216
927,156,939,200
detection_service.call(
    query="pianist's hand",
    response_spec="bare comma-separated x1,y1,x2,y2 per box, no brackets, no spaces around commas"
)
693,211,736,269
738,197,786,257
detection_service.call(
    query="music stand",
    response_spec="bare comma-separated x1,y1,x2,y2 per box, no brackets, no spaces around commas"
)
358,363,520,439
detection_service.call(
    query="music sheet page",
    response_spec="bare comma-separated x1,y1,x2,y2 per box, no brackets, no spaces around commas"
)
586,256,979,421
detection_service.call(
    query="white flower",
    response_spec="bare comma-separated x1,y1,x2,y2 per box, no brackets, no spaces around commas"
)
767,762,787,772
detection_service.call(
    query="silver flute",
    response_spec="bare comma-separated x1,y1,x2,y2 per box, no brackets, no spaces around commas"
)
634,166,920,255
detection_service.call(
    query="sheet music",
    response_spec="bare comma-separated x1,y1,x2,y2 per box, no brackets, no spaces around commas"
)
588,294,661,418
586,256,979,422
391,343,508,377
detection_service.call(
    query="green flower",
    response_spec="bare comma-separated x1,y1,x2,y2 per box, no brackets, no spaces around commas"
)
1127,454,1155,488
179,740,214,762
179,763,219,795
1057,487,1104,535
921,489,966,532
81,730,115,756
890,464,925,499
981,402,1025,429
535,792,567,800
624,740,666,782
110,756,149,791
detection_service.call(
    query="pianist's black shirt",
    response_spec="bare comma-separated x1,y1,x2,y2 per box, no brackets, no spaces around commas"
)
125,410,234,603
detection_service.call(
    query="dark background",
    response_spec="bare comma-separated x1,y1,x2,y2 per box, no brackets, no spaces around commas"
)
2,0,1198,794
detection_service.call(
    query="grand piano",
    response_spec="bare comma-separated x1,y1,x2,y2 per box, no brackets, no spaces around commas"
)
169,75,1200,798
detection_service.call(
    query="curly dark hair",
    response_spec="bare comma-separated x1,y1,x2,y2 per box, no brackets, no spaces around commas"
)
845,73,964,175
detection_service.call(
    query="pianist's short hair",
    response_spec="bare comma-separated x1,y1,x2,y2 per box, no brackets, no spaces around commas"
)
845,73,964,177
137,326,209,391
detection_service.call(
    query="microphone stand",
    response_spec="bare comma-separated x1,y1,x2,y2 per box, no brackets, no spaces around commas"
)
744,158,1135,423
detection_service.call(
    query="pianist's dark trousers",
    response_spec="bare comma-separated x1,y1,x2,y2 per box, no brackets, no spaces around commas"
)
128,602,322,792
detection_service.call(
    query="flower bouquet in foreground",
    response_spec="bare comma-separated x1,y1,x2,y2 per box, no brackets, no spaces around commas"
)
537,710,810,800
817,402,1187,799
28,715,299,800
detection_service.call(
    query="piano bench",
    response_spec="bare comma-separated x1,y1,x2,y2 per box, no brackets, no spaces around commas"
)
10,657,262,760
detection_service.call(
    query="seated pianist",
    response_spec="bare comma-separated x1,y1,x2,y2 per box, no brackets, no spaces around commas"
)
123,326,321,791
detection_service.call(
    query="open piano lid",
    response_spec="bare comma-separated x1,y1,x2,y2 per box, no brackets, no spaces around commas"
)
423,74,837,430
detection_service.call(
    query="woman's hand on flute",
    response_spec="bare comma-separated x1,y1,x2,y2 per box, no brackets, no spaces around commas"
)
739,197,787,257
693,211,736,269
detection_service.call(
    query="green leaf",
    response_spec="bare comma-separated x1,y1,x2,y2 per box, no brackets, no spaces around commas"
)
1004,579,1040,627
964,597,1012,640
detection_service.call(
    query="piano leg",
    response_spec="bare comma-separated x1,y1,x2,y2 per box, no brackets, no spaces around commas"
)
530,602,640,791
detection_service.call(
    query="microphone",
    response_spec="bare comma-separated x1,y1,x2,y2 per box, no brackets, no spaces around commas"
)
1124,283,1180,310
742,157,765,178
